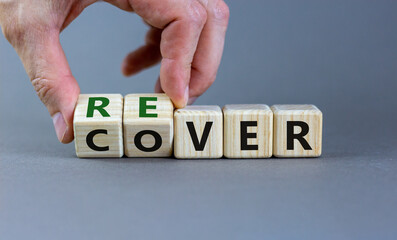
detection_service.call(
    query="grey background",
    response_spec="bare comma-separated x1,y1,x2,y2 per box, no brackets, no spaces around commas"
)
1,0,397,239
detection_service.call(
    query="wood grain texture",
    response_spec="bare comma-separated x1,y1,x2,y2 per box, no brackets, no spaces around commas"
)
223,104,273,158
271,105,322,157
174,106,223,159
73,94,124,158
123,94,174,157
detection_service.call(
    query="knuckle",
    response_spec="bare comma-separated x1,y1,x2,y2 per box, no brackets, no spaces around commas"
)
31,77,56,106
212,1,230,24
1,22,22,44
0,5,55,47
186,2,207,27
0,6,28,45
2,19,33,47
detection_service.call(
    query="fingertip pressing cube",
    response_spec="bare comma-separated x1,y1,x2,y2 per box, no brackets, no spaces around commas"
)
73,94,124,158
123,94,174,157
271,104,323,157
223,104,273,158
174,105,223,159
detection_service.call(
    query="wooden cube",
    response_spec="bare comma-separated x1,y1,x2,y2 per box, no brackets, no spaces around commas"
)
174,106,223,159
123,94,174,157
271,105,322,157
73,94,124,158
223,104,273,158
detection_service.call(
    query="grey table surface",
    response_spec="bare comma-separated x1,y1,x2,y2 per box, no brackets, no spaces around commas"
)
1,1,397,239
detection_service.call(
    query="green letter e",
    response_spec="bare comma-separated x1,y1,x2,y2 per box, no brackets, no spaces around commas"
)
139,97,158,118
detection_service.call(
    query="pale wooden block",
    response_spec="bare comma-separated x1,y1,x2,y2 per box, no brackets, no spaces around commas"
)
174,106,223,159
223,104,273,158
73,94,124,158
123,94,174,157
271,105,322,157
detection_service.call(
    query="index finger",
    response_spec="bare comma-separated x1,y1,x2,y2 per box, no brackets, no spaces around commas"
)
156,1,207,108
108,0,208,107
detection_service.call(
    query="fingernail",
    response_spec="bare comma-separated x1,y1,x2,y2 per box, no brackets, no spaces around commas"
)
184,86,189,106
52,112,67,142
188,97,197,105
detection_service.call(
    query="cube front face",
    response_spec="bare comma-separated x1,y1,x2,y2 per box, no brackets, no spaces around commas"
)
223,104,273,158
73,94,124,158
123,94,174,157
174,106,223,159
271,105,322,157
73,95,323,159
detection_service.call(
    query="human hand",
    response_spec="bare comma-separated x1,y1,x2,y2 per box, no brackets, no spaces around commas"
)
0,0,229,143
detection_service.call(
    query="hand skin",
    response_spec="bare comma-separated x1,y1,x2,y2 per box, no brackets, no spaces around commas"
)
0,0,229,143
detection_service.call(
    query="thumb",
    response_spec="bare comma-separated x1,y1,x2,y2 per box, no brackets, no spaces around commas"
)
18,32,80,143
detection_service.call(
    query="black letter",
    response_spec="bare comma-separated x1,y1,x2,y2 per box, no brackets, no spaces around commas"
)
241,121,258,150
287,121,312,150
86,129,109,151
134,130,162,152
186,122,213,151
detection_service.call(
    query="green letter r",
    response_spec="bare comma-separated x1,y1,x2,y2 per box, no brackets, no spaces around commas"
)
86,97,111,118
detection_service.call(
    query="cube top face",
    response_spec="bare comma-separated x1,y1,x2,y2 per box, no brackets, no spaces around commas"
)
271,104,321,116
223,104,273,158
174,105,223,159
271,104,322,158
74,94,123,124
174,105,222,116
73,94,124,158
124,94,174,123
123,94,174,157
223,104,272,115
